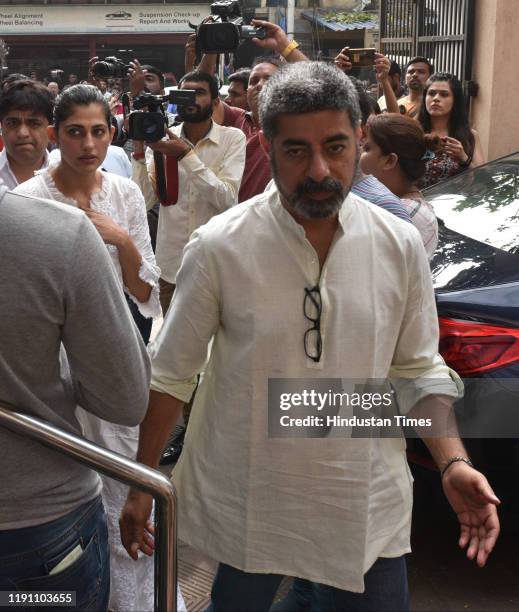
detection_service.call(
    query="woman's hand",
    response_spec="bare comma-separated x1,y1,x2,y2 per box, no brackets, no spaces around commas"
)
85,209,128,247
442,136,469,164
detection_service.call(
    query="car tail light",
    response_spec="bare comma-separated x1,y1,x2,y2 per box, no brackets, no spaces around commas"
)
439,318,519,375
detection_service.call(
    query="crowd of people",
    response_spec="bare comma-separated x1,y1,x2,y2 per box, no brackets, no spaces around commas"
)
0,17,499,612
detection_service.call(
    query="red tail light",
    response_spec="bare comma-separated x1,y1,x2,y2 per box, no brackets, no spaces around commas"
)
439,318,519,375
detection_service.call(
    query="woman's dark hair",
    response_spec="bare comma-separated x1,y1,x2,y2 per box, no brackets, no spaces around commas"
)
0,79,54,123
418,72,474,157
53,84,111,131
367,113,440,182
349,77,380,126
179,71,219,100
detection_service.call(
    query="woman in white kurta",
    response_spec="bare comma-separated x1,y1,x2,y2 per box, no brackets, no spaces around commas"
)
14,84,186,612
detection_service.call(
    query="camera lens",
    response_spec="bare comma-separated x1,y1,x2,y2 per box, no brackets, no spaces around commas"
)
93,62,112,78
143,117,158,138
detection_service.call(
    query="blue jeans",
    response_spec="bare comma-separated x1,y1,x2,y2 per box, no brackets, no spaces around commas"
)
208,556,409,612
0,496,110,611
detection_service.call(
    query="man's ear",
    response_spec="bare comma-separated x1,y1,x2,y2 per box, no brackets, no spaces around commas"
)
48,125,57,145
258,130,271,156
356,124,363,145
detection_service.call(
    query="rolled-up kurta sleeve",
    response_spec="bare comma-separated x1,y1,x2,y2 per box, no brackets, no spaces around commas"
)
389,230,463,412
149,229,220,402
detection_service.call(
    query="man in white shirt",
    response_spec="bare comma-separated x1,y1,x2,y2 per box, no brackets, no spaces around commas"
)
131,71,246,314
120,62,500,610
0,80,52,189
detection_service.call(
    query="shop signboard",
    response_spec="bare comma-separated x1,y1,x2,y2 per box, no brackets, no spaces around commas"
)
0,4,211,34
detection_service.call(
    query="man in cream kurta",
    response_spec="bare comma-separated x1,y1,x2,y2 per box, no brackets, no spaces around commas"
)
121,62,500,611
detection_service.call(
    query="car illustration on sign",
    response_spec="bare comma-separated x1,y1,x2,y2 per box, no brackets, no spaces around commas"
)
105,11,132,20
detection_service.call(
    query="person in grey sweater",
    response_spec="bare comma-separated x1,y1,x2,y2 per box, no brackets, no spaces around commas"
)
0,185,150,610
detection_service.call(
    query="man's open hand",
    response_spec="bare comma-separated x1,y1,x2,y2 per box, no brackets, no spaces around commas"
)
442,461,500,567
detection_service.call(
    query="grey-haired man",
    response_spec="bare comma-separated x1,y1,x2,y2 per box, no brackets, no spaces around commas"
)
120,62,499,611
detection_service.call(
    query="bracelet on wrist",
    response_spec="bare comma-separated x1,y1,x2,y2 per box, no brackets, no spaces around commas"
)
281,40,300,59
440,456,474,479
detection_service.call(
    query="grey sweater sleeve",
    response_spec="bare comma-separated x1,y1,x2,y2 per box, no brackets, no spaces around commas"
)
61,215,151,426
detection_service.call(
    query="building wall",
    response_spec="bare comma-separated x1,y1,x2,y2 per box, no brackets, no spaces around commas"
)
471,0,519,161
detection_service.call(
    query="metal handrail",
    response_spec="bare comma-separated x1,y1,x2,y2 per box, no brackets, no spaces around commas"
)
0,402,177,612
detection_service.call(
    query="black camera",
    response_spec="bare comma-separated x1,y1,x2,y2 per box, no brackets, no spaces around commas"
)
92,56,129,79
196,0,266,54
128,89,196,141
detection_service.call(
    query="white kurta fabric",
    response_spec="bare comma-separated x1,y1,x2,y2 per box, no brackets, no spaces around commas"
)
149,188,461,593
13,168,177,610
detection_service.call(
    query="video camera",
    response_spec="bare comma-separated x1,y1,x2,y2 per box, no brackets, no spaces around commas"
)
195,0,266,54
127,89,196,141
92,57,130,79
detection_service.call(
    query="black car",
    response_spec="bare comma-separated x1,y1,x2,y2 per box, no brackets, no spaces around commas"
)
414,152,519,499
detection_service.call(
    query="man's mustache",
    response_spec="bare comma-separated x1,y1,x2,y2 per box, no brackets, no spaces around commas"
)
295,177,345,197
178,104,202,113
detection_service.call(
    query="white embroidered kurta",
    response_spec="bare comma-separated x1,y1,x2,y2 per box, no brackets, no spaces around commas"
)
12,169,186,612
149,188,461,593
14,167,161,319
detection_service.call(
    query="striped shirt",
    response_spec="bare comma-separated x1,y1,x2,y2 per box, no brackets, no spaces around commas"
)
352,174,411,223
401,196,438,259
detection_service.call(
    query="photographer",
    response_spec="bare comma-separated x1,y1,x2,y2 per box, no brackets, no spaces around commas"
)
131,70,245,314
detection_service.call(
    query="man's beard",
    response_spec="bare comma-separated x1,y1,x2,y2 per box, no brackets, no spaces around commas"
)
270,151,356,220
176,103,213,123
407,79,422,92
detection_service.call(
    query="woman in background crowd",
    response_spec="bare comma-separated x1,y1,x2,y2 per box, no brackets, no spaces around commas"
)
14,85,185,612
360,113,440,258
418,73,484,187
